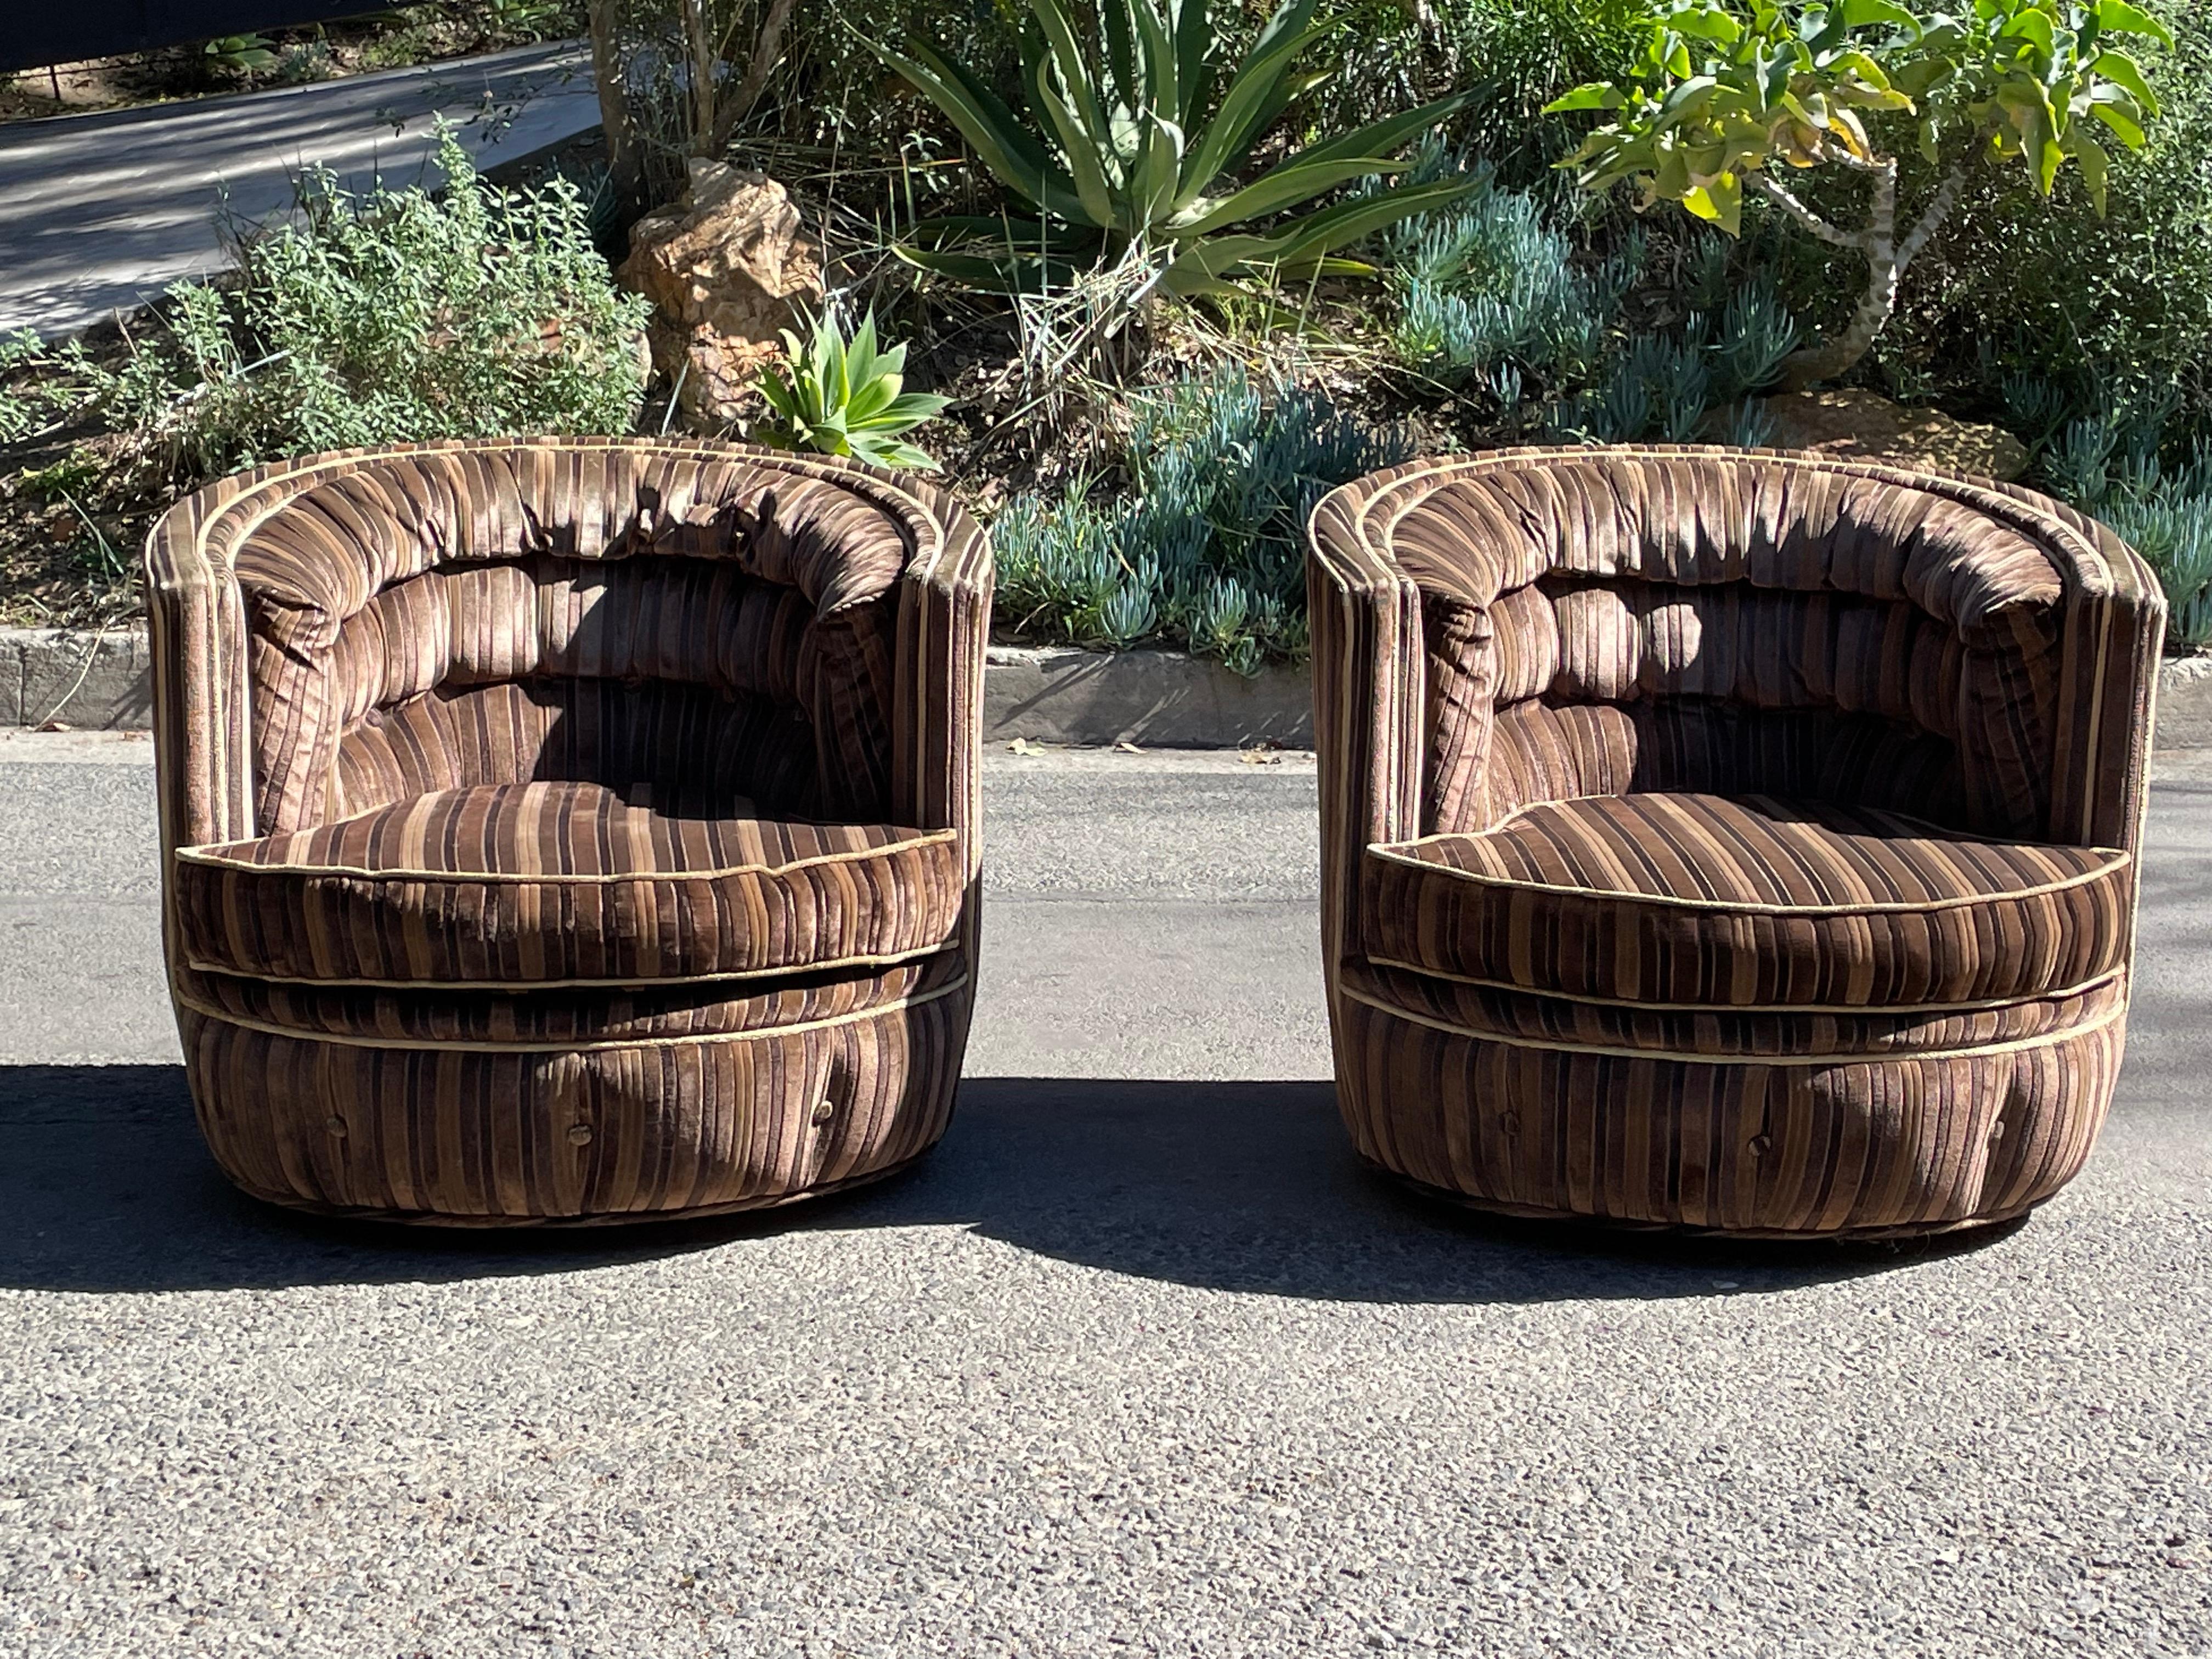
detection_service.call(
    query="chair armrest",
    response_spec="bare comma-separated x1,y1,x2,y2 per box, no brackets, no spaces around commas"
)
144,476,266,856
1307,476,1429,978
1975,482,2167,861
890,481,994,882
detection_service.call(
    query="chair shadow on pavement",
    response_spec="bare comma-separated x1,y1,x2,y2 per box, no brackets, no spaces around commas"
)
0,1065,2016,1300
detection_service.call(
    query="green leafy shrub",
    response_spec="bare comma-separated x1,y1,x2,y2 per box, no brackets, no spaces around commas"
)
1311,0,1646,188
1545,0,2170,387
9,127,648,488
2106,486,2212,648
478,0,573,36
1370,156,1802,444
1881,0,2211,422
201,33,279,77
992,369,1416,672
754,312,949,471
1555,280,1799,440
864,0,1477,298
0,330,92,446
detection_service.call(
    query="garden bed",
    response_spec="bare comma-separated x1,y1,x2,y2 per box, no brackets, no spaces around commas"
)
5,0,2211,677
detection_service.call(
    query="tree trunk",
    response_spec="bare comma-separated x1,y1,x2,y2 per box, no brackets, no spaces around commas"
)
1779,256,1899,390
1778,161,1895,391
680,0,720,157
1775,162,1963,392
712,0,800,153
585,0,644,212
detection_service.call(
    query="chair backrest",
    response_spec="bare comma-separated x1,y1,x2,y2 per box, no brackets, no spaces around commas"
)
213,443,915,834
1371,450,2124,842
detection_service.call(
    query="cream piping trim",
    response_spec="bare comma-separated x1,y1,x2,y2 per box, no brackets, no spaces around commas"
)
2080,588,2113,846
1366,841,2130,915
1337,448,2112,593
1359,957,2125,1017
1338,981,2126,1065
180,941,954,991
177,826,959,884
176,973,968,1052
1390,793,2066,850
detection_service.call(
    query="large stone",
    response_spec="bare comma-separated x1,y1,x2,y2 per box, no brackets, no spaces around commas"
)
1759,388,2030,482
616,161,822,425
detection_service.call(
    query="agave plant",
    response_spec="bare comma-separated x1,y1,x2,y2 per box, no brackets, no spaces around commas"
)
202,33,279,75
753,312,950,473
866,0,1479,297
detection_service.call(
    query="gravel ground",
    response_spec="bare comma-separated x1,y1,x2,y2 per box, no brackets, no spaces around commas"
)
0,738,2207,1657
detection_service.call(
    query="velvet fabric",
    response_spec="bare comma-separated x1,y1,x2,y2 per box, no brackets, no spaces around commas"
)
1308,446,2162,1237
146,438,992,1225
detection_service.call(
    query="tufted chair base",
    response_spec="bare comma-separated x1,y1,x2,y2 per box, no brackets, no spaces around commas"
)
1333,975,2120,1239
177,974,973,1225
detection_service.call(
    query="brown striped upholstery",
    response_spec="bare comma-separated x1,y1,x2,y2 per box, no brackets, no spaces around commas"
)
1308,447,2163,1238
179,952,961,1045
1362,794,2131,1007
174,781,965,985
146,438,992,1225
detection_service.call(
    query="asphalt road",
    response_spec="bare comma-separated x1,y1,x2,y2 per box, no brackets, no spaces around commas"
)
0,43,599,338
0,735,2207,1657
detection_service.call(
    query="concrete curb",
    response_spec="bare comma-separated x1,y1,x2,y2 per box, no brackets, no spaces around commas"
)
2155,655,2212,751
981,645,1312,748
14,625,2212,753
0,626,154,730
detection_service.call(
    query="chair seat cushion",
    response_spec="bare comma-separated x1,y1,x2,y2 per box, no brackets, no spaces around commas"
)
1359,792,2130,1008
176,781,965,987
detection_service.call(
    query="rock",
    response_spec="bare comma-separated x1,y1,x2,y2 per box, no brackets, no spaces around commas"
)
616,160,822,425
1757,388,2030,482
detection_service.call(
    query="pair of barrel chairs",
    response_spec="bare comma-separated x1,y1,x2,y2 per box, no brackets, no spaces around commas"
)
144,438,2162,1239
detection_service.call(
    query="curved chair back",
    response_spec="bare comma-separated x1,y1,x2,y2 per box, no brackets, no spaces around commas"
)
1308,446,2166,982
145,437,992,854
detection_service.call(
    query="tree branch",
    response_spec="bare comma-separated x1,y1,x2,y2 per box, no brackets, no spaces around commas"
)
711,0,800,154
1744,173,1865,249
1896,168,1966,270
680,0,719,157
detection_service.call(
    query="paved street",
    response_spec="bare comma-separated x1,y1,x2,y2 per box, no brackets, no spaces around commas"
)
0,43,599,338
0,735,2207,1656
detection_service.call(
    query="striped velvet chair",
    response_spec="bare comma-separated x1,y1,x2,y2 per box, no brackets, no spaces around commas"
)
145,437,990,1225
1308,447,2163,1239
